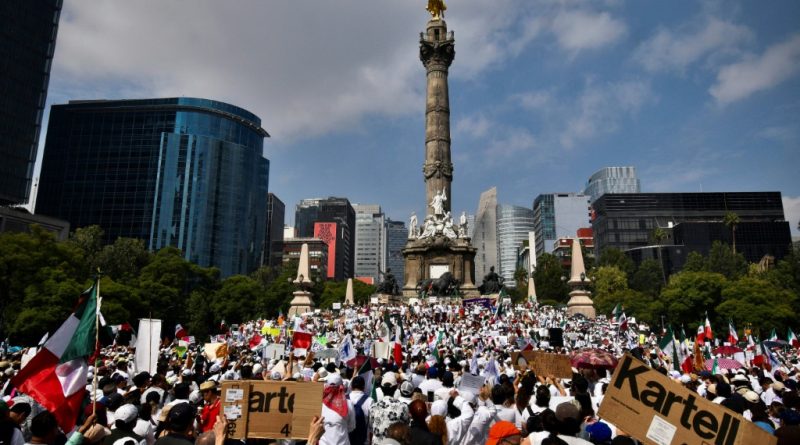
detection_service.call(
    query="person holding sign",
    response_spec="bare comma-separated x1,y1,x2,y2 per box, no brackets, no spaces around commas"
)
319,374,355,445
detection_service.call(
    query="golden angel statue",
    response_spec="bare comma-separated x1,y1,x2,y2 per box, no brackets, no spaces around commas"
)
426,0,446,20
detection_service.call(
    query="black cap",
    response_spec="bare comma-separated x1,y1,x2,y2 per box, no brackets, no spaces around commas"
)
168,403,196,431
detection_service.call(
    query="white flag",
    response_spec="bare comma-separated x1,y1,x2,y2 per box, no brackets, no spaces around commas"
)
135,318,162,374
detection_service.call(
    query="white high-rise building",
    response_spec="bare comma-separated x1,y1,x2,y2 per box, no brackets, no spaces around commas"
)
353,204,385,283
496,204,535,288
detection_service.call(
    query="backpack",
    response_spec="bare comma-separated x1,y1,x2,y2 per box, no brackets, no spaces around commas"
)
348,393,370,445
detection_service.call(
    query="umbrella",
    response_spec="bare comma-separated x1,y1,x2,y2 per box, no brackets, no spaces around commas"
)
704,358,744,371
571,348,619,370
712,346,743,355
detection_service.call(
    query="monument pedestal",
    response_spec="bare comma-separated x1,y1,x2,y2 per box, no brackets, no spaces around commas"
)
566,289,596,318
287,290,314,317
402,235,478,299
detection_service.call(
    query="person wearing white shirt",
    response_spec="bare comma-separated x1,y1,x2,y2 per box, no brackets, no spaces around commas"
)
319,374,356,445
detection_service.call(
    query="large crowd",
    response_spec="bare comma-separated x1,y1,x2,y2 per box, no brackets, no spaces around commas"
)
2,301,800,445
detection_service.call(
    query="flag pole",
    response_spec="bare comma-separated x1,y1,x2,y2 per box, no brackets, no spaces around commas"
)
92,271,101,415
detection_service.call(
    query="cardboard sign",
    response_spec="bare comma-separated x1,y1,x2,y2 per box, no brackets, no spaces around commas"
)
264,343,285,360
598,353,776,445
510,351,573,379
221,380,322,440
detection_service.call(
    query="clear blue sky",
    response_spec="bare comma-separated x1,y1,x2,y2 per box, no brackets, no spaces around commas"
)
35,0,800,234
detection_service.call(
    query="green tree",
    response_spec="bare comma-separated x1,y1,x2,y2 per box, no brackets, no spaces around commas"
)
660,271,727,328
723,212,740,254
596,247,635,279
0,226,88,342
707,241,747,280
533,253,570,303
137,247,219,332
212,275,264,324
65,225,106,275
96,276,145,326
717,277,796,337
629,259,664,298
682,251,707,272
95,237,151,283
590,266,630,315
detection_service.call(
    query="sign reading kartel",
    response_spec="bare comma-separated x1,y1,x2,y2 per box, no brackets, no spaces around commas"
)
598,353,776,445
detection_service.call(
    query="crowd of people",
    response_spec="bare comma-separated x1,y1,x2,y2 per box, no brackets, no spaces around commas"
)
2,301,800,445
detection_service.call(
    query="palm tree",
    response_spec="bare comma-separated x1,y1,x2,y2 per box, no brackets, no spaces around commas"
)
650,226,668,285
724,212,740,254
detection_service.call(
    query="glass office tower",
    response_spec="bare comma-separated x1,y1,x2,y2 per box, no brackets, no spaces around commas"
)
0,0,62,205
37,98,270,277
496,204,535,287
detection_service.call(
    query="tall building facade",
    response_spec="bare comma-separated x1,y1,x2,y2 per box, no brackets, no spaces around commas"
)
583,166,640,204
496,204,535,288
0,0,62,205
592,192,792,269
295,197,355,280
385,219,406,282
264,193,285,268
532,193,590,258
473,187,498,279
37,98,270,277
353,204,385,283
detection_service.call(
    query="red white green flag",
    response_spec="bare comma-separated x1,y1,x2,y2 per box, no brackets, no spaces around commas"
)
12,282,98,432
788,328,799,348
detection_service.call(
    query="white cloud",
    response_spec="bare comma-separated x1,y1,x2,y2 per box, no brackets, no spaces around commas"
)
634,18,752,73
551,10,627,53
783,196,800,236
50,0,539,142
486,127,536,158
560,80,655,149
710,34,800,104
455,114,491,139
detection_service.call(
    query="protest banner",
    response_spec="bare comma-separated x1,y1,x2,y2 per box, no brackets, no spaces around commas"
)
332,302,342,310
220,380,322,440
264,343,285,360
458,372,485,396
462,297,493,309
598,353,776,445
510,350,572,379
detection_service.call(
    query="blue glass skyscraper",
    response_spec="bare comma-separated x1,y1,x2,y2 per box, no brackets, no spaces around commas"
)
37,98,270,276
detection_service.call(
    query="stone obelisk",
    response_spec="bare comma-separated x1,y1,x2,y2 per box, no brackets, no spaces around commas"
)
288,243,315,317
402,3,478,300
566,238,596,318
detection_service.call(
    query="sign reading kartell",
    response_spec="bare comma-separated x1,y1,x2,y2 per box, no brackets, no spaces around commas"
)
598,353,776,445
220,380,322,440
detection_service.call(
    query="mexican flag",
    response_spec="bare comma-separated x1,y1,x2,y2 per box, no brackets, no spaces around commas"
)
704,313,713,341
769,328,778,341
789,328,800,348
727,320,738,344
611,303,622,323
430,330,445,361
357,357,376,401
658,325,682,372
12,282,99,432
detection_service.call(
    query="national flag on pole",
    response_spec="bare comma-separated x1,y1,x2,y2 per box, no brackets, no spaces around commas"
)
618,312,628,331
696,322,706,345
430,330,445,361
727,320,738,344
338,334,356,365
760,341,779,371
788,328,799,348
357,357,376,401
704,313,713,341
658,325,682,372
768,328,778,341
11,282,99,432
175,324,188,339
249,334,265,351
611,304,622,323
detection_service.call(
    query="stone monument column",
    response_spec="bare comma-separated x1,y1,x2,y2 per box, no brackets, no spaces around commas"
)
420,18,455,217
